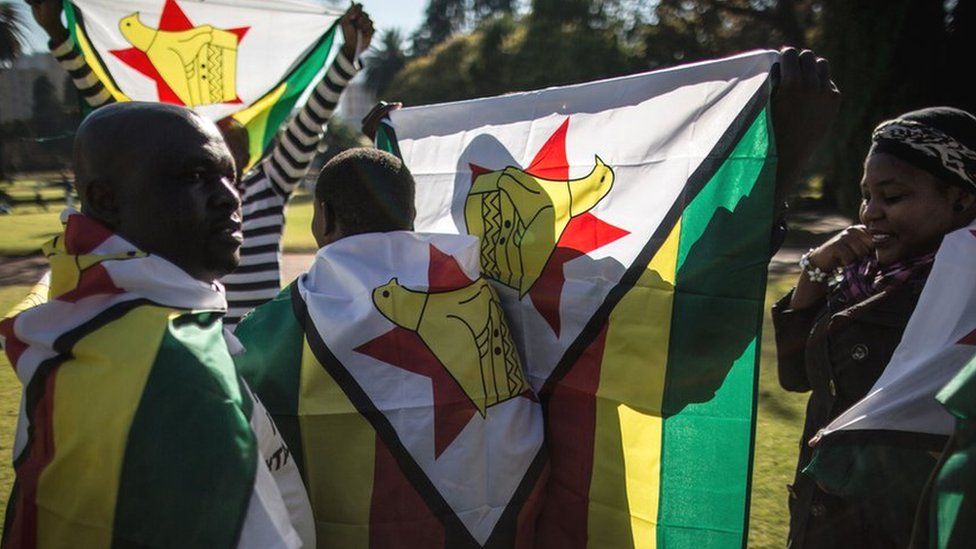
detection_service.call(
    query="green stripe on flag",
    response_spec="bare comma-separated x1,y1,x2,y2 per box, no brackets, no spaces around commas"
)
114,312,256,548
658,106,776,547
234,285,307,475
244,27,338,163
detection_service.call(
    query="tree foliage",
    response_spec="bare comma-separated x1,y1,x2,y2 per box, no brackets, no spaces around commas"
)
390,0,972,216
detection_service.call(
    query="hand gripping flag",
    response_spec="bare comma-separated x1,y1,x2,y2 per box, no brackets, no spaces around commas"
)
805,223,976,497
379,51,780,547
0,211,303,548
64,0,343,161
235,232,547,548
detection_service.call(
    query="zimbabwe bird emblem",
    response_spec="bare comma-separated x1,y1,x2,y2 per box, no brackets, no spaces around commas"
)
465,117,629,337
111,0,249,107
372,276,527,416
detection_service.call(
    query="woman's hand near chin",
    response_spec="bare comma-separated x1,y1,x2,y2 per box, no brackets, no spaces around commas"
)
790,225,875,310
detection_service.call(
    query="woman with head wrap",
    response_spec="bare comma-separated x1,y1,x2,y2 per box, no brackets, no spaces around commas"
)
771,106,976,548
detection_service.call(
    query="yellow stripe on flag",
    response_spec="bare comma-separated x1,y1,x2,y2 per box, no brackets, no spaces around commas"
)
72,24,129,103
298,340,375,547
232,83,288,171
588,221,681,548
36,305,173,548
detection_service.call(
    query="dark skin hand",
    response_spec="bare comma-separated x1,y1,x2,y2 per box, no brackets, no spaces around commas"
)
29,0,68,44
771,47,841,209
340,3,375,60
74,102,242,283
361,101,402,141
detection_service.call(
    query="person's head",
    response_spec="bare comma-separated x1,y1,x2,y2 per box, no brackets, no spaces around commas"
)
312,148,416,248
73,102,241,283
215,117,250,182
860,106,976,265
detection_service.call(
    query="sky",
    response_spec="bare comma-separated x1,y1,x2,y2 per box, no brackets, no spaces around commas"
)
19,0,429,53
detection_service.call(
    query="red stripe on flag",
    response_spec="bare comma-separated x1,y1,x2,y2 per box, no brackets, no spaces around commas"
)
369,437,445,548
515,462,550,549
63,214,114,255
535,324,608,549
6,366,60,548
0,317,27,369
57,264,124,303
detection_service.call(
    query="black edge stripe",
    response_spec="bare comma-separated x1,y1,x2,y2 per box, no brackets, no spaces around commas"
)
291,285,480,548
538,81,771,399
482,446,549,548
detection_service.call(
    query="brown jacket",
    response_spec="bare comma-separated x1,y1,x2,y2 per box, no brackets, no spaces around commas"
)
772,282,936,548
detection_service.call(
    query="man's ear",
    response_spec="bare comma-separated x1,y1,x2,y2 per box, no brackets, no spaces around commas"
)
80,180,120,228
322,200,338,238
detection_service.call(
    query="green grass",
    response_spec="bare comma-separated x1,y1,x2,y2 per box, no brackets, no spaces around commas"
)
282,196,317,253
0,211,62,256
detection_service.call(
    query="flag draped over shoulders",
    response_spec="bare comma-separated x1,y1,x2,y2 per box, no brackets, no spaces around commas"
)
63,0,342,159
0,211,300,548
381,50,780,548
806,223,976,497
235,231,547,548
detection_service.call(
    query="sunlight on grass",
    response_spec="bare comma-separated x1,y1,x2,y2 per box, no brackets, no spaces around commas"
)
0,211,62,256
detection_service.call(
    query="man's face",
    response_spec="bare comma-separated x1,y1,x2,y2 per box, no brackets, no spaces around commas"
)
114,113,242,282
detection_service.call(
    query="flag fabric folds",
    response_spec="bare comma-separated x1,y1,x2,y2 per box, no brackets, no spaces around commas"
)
806,224,976,494
381,50,780,547
235,231,547,547
63,0,342,160
0,211,300,548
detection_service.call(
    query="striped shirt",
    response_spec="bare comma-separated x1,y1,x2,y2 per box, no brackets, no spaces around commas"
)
51,36,359,329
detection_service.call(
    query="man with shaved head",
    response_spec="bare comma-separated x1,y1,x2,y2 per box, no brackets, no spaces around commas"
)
0,102,312,547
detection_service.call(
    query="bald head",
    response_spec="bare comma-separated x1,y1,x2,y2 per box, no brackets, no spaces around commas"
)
72,102,242,282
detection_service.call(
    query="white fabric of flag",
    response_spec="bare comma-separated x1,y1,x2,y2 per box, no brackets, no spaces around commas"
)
817,222,976,440
69,0,342,120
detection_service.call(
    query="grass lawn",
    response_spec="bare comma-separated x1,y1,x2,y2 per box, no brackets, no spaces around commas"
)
0,211,62,256
0,214,805,545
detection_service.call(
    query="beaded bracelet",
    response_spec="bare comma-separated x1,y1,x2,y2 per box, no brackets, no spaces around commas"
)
799,249,844,286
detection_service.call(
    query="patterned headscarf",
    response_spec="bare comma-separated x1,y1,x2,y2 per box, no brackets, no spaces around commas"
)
870,107,976,192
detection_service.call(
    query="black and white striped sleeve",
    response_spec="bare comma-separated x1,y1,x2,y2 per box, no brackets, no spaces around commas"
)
50,36,114,109
262,48,360,198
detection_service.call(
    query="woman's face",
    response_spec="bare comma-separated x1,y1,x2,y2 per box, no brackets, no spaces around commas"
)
859,152,958,266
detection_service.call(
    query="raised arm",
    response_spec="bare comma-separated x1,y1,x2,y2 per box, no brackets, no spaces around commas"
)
32,0,114,109
261,4,375,197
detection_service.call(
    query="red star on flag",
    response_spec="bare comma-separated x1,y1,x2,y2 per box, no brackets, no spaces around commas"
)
110,0,248,105
471,119,630,337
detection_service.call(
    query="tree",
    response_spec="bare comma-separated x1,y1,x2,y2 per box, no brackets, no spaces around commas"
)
412,0,516,54
1,1,28,181
364,29,408,97
0,1,26,68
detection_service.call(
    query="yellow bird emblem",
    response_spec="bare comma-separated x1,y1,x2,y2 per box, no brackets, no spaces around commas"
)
119,12,241,107
464,156,614,297
372,277,527,416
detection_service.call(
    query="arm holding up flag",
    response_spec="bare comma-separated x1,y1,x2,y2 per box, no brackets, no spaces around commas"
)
32,0,114,109
222,4,374,327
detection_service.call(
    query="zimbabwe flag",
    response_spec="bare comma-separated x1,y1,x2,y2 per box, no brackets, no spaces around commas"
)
380,50,780,547
0,212,299,548
236,232,546,548
63,0,342,164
